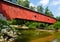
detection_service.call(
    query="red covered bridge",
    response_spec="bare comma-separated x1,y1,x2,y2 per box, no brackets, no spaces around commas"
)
0,0,57,24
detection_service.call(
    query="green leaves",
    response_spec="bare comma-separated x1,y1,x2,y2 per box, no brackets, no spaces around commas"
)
56,16,60,22
17,0,29,8
29,6,35,10
45,7,54,17
37,5,44,13
54,22,60,30
0,19,7,25
25,21,40,29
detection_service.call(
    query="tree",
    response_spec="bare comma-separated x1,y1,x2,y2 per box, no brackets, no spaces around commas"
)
24,0,29,8
45,7,54,17
37,5,44,13
56,16,60,22
17,0,29,8
29,6,35,10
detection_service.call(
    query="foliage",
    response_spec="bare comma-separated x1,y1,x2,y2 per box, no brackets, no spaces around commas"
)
7,20,14,25
7,20,18,25
0,20,8,31
29,6,35,10
8,19,27,25
37,5,44,13
0,19,14,31
17,0,29,8
13,19,25,25
44,24,49,29
0,19,7,25
25,21,41,29
56,16,60,22
45,7,54,17
25,21,49,29
54,22,60,30
8,19,49,29
46,25,54,30
37,23,45,29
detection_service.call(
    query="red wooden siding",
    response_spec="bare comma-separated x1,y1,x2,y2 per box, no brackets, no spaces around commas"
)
0,0,57,23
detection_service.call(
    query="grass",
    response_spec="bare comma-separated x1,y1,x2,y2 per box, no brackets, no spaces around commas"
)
54,32,60,39
14,30,52,42
52,32,60,42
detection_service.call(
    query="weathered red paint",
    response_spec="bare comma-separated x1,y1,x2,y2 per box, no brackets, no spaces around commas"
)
0,0,57,23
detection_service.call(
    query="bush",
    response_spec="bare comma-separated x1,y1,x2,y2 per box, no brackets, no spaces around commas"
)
0,19,14,30
7,19,27,25
46,25,54,30
25,21,41,29
54,22,60,31
0,19,7,25
0,19,8,30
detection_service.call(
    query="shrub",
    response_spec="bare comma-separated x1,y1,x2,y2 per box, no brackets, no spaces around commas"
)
25,21,41,29
0,19,14,30
54,22,60,31
0,19,7,25
46,25,54,30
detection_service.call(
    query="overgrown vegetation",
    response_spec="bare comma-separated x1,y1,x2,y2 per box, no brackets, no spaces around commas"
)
14,30,51,42
54,22,60,31
0,19,14,31
0,20,7,30
0,19,52,42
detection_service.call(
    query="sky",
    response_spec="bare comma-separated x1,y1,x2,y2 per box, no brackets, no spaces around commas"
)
29,0,60,17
